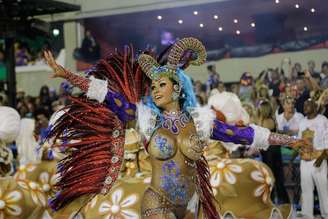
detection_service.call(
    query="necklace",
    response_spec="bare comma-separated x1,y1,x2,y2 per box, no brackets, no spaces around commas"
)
162,111,190,134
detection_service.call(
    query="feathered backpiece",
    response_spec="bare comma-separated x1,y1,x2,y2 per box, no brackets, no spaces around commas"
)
89,45,150,103
46,46,150,211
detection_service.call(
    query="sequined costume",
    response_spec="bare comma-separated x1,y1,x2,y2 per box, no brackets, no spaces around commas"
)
45,38,298,219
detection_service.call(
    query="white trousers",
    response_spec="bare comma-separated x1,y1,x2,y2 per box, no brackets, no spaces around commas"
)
300,160,328,219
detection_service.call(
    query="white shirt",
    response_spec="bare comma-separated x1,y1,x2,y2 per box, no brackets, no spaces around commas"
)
276,111,304,133
298,114,328,150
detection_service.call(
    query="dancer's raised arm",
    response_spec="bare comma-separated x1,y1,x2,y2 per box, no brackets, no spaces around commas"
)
44,50,136,123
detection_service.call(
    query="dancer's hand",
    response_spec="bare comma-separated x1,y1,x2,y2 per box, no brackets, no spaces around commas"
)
289,139,311,150
314,150,328,167
43,50,67,79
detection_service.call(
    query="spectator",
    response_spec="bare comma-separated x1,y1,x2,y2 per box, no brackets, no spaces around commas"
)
209,81,226,97
25,98,36,118
206,65,220,93
255,85,274,108
39,85,52,114
308,60,320,78
294,62,302,74
255,70,268,90
230,83,240,96
16,101,29,118
276,96,304,137
256,100,290,204
320,62,328,89
284,84,293,98
318,89,328,118
239,72,253,102
49,87,58,103
289,66,298,81
75,29,101,63
242,102,256,123
298,99,328,219
15,42,31,66
16,89,25,102
217,81,226,93
268,68,281,98
34,108,50,143
295,77,310,115
194,80,207,104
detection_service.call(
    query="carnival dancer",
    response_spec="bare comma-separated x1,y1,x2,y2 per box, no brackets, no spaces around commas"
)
44,37,305,219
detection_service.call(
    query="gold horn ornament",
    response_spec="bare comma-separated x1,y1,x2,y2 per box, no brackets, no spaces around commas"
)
167,37,206,72
138,54,160,79
138,37,206,81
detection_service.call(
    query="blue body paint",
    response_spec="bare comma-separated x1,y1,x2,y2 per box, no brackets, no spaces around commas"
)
160,160,188,204
155,135,174,159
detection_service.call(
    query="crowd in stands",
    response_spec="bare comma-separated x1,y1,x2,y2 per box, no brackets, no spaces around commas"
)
0,57,328,218
0,41,50,67
194,59,328,217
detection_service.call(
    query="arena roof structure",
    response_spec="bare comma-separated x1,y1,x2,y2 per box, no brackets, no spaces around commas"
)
0,0,80,107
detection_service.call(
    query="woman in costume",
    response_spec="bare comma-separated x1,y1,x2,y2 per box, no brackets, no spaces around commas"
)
44,37,303,219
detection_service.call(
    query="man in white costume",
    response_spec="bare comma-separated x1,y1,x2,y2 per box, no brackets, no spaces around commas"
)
298,99,328,219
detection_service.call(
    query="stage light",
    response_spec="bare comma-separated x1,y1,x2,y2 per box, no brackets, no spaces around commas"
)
304,26,308,31
236,30,241,35
178,19,183,24
199,23,204,28
52,28,60,36
275,0,279,4
311,8,316,13
213,15,219,20
157,15,162,20
295,4,300,9
218,27,223,31
251,22,256,27
234,19,238,24
193,11,198,15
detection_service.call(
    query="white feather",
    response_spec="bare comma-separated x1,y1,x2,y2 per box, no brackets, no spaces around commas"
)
0,106,20,143
136,102,157,141
208,91,250,125
189,105,216,141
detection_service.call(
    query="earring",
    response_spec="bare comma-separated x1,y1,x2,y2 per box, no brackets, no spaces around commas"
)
172,91,179,101
172,84,181,101
173,84,180,92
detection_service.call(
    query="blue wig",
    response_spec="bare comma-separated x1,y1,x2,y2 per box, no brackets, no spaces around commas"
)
144,68,197,118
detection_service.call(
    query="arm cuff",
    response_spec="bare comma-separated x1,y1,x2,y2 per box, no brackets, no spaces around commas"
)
249,124,271,150
86,76,108,103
